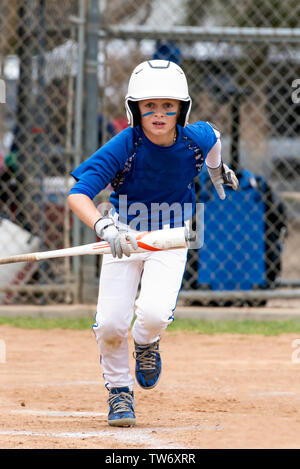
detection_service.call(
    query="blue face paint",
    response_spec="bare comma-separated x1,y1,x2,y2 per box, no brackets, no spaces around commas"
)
142,111,155,117
142,111,177,117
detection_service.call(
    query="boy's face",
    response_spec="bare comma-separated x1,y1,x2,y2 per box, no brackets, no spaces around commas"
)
138,98,181,145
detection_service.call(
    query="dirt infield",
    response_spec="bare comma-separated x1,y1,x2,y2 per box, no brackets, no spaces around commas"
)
0,325,300,449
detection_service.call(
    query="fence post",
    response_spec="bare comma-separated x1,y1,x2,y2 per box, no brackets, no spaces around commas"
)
72,0,86,303
81,0,100,303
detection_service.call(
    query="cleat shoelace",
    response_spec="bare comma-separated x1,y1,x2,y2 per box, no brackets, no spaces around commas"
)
108,392,134,413
133,342,160,371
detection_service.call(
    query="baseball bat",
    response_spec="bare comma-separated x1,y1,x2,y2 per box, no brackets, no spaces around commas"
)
0,227,188,265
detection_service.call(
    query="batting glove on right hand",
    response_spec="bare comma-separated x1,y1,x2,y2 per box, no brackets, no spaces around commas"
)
207,163,239,200
94,217,138,259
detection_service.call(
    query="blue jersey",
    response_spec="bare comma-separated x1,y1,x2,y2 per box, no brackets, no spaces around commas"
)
70,121,217,230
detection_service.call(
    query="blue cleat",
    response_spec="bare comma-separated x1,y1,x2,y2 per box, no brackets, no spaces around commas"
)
133,340,161,389
107,387,136,427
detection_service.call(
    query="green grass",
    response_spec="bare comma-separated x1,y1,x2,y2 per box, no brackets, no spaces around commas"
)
167,318,300,336
1,316,300,336
0,316,94,330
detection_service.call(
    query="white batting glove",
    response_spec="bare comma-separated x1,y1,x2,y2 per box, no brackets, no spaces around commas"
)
94,217,138,259
207,163,239,200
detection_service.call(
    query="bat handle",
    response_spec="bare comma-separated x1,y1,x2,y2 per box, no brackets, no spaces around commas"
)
0,254,37,265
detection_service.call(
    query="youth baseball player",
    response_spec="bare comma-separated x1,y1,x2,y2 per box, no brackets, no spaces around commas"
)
67,59,238,427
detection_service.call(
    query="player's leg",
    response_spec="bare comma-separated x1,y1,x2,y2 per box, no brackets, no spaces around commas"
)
93,252,144,425
132,248,188,389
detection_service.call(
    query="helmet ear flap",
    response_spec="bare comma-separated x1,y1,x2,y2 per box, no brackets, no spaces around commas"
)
126,101,141,127
178,101,191,127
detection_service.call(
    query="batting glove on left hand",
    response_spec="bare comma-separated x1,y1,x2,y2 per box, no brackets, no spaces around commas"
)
207,163,239,200
94,217,138,259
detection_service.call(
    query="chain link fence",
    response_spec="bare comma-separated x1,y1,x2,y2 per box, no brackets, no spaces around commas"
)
0,0,78,304
0,0,300,306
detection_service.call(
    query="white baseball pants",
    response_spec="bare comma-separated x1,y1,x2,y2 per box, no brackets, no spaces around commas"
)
93,241,187,391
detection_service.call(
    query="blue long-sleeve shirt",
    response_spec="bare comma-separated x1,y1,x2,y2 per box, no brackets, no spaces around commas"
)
70,122,217,230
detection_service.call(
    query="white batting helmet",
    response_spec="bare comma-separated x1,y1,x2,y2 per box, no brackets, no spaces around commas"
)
125,60,192,127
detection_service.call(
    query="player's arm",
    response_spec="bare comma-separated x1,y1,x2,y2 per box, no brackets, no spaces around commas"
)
67,193,103,229
205,126,239,200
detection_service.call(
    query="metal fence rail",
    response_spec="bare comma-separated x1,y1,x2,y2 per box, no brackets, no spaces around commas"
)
0,0,300,306
98,25,300,42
